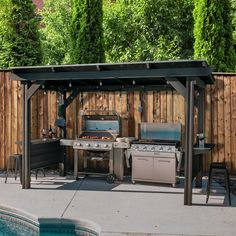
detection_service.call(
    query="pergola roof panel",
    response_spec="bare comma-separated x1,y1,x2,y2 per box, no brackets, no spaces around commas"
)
10,60,214,92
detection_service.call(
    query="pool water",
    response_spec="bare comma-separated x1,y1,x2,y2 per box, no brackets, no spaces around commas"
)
0,218,37,236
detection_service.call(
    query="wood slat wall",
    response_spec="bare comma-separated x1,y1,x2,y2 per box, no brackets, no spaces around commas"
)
0,72,236,173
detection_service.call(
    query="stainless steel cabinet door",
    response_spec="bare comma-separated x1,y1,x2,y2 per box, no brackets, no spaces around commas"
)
132,156,153,180
153,157,176,183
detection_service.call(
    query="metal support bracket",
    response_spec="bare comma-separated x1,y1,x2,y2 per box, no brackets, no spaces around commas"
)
27,81,44,100
193,77,206,89
167,79,186,98
64,88,79,108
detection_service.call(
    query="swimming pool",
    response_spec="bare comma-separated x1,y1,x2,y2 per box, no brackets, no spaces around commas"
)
0,205,100,236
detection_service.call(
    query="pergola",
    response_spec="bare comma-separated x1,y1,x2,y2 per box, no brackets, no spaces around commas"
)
10,60,214,205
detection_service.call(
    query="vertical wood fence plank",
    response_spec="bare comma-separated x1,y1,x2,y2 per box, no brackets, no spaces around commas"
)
134,91,141,138
147,91,154,123
173,92,185,144
31,93,38,139
217,76,225,162
204,85,212,170
11,80,18,156
0,72,5,169
224,76,231,170
50,91,58,132
167,90,173,123
128,92,135,137
38,90,44,136
231,76,236,172
121,92,128,136
4,72,11,169
153,92,161,123
17,81,22,154
211,78,219,162
43,92,49,131
160,91,167,123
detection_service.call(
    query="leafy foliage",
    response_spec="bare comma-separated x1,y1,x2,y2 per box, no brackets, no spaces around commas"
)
39,0,71,65
103,0,194,62
232,0,236,51
70,0,105,63
194,0,236,72
0,0,42,68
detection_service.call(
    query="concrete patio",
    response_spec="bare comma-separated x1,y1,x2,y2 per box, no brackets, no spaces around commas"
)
0,172,235,236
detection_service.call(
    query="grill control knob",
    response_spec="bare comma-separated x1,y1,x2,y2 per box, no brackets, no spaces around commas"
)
86,143,90,147
95,144,99,147
104,144,108,148
151,147,155,151
77,143,81,146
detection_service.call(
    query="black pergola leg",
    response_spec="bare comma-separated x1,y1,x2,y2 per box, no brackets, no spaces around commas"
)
196,88,205,188
184,80,195,205
22,83,31,189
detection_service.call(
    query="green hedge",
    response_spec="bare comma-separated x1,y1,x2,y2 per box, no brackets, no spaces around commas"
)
194,0,235,72
70,0,105,64
0,0,42,68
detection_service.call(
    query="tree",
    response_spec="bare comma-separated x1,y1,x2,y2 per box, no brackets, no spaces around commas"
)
0,0,42,68
103,0,194,62
194,0,236,72
70,0,105,63
232,0,236,53
39,0,71,65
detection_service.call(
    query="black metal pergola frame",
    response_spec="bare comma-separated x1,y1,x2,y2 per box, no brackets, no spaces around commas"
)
10,60,214,205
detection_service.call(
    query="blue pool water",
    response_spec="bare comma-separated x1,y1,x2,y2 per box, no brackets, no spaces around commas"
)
0,218,37,236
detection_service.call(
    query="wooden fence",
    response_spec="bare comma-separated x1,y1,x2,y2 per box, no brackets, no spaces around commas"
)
0,71,236,173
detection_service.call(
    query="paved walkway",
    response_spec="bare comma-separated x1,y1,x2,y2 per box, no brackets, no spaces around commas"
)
0,172,235,236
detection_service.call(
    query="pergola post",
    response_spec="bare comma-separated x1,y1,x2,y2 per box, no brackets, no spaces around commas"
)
195,88,205,188
22,82,42,189
22,82,31,189
184,79,195,205
58,92,67,176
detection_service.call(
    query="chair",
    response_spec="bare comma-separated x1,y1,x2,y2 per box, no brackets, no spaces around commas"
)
5,154,46,183
5,154,22,183
206,162,231,205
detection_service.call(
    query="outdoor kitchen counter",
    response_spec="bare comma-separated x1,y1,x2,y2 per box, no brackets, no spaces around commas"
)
16,139,65,174
16,138,60,145
191,143,215,188
193,143,215,155
60,138,76,146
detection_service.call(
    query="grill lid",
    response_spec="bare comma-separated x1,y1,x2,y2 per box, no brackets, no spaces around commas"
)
82,114,120,135
140,122,181,142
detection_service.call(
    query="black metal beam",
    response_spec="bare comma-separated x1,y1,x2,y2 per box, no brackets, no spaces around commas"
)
184,80,195,205
66,85,172,92
22,83,31,189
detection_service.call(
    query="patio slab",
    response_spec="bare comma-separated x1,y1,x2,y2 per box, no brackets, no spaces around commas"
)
0,172,235,236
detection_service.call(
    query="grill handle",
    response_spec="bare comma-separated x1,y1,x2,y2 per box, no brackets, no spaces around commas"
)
83,110,118,115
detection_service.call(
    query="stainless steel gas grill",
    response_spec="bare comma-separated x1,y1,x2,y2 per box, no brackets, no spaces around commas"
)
73,113,120,183
131,123,182,186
